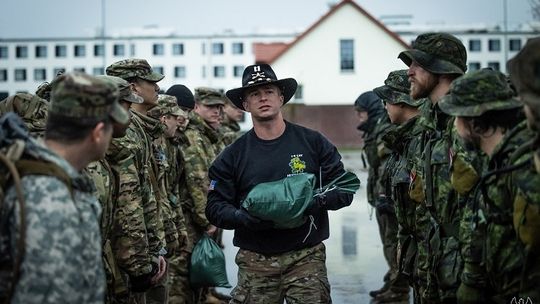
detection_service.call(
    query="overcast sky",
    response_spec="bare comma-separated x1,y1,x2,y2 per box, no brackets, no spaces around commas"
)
0,0,534,39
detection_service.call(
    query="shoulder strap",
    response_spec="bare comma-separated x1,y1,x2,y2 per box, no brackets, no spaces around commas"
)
15,159,74,197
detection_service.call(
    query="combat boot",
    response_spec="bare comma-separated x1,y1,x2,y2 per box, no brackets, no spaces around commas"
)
369,280,392,297
373,287,409,303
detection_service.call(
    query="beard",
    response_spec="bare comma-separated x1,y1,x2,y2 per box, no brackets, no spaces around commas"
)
410,74,439,100
459,132,482,152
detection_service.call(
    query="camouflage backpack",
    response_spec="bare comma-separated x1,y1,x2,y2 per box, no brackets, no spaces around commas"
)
0,113,73,304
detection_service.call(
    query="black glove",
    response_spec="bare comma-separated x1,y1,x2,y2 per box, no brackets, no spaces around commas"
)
234,208,273,230
129,262,158,292
309,188,340,212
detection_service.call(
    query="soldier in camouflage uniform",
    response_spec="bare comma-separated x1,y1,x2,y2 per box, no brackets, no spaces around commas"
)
353,91,395,297
374,70,424,303
439,68,539,302
0,93,49,137
85,75,145,303
0,72,126,303
220,97,244,146
180,87,226,303
106,59,169,302
398,32,468,303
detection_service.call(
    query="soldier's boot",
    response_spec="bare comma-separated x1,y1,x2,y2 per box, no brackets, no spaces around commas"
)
373,288,409,304
369,280,392,297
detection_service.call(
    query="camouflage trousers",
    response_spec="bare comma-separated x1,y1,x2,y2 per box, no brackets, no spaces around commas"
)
230,242,331,304
168,211,201,304
375,205,399,282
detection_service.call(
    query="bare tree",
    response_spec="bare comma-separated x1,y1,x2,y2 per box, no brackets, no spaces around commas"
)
530,0,540,20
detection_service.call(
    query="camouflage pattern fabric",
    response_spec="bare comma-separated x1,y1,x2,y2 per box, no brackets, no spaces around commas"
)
230,243,330,304
219,116,241,146
194,87,226,106
1,138,105,303
398,32,467,75
0,93,49,137
373,69,422,107
106,58,164,82
439,69,522,117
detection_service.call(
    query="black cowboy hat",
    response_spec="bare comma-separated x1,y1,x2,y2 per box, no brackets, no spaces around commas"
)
225,64,297,111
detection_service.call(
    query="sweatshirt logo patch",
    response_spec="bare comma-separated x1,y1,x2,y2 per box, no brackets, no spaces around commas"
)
289,154,306,174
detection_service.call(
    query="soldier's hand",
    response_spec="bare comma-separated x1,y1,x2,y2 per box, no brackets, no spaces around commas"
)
206,225,218,236
151,256,167,285
234,208,273,231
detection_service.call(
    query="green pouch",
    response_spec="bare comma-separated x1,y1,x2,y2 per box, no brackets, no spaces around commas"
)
189,234,231,288
241,173,315,229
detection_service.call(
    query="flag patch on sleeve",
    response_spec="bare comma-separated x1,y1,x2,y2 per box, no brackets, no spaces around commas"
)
208,180,217,191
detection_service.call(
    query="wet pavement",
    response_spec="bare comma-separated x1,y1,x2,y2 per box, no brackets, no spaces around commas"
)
216,150,395,303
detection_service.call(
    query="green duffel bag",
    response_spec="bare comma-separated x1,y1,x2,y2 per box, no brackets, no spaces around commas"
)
241,173,316,229
189,234,231,288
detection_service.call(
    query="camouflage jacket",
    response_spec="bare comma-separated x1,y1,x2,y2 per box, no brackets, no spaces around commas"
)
1,139,105,303
219,117,241,146
473,121,539,300
363,113,393,207
181,112,223,229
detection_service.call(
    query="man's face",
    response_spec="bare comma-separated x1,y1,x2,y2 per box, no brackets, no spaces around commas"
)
194,103,223,127
112,101,132,138
385,102,403,124
355,110,368,126
408,61,438,100
132,79,160,106
242,84,283,122
176,115,189,132
454,117,481,151
224,104,244,122
161,114,179,138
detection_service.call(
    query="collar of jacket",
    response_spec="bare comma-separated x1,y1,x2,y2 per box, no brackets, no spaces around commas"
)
131,109,165,140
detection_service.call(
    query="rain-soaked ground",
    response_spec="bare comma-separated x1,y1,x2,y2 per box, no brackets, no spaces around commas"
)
215,150,400,303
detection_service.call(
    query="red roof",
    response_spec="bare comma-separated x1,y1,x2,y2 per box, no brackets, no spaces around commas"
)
268,0,410,63
253,42,289,64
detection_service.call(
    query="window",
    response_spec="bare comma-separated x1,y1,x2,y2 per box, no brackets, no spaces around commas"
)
487,61,500,71
93,67,104,75
214,66,225,78
14,69,26,81
74,44,86,57
0,69,7,82
94,44,104,57
54,67,65,76
73,67,86,73
468,39,481,52
340,39,354,72
294,84,303,100
233,65,244,77
174,66,186,78
153,43,164,55
16,46,28,58
35,45,47,58
55,45,67,57
113,44,125,56
509,39,522,51
34,68,47,81
130,44,136,56
201,42,206,55
488,39,501,52
172,43,184,55
468,62,481,71
153,66,164,75
232,42,243,54
212,42,224,55
0,46,7,59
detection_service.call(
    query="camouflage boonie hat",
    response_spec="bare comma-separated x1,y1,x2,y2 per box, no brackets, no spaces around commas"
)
147,94,188,119
95,75,143,104
507,37,540,110
373,70,421,107
195,87,226,106
439,69,522,117
0,93,49,135
49,72,128,124
398,32,467,75
106,59,164,82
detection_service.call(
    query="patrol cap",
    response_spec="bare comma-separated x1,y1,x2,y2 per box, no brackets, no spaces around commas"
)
398,32,467,75
165,84,195,110
507,37,540,109
147,94,188,119
0,93,48,135
49,72,128,125
95,75,143,104
439,69,522,117
373,70,421,107
195,87,226,106
106,58,164,82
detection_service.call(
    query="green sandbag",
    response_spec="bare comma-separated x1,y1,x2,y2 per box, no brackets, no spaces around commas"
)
241,173,315,229
189,234,231,288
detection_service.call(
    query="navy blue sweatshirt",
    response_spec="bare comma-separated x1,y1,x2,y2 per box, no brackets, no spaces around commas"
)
206,121,353,254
